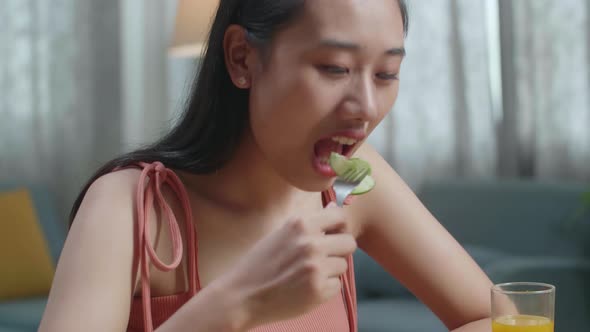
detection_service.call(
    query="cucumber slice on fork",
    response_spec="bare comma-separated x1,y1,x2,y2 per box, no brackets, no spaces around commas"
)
350,174,375,195
329,152,375,195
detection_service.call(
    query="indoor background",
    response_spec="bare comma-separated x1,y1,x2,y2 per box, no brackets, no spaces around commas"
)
1,1,589,331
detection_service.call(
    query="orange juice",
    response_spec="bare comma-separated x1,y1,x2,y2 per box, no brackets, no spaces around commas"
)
492,315,554,332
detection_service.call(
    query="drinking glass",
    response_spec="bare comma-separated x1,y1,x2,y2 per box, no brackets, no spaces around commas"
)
491,282,555,332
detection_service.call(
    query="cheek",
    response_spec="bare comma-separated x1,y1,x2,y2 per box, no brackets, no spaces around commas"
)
250,68,335,132
247,81,309,157
369,84,400,129
381,81,400,108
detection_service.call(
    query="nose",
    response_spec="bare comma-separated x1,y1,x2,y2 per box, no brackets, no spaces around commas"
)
345,75,379,122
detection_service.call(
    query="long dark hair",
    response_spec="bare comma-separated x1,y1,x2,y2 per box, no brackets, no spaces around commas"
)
70,0,409,223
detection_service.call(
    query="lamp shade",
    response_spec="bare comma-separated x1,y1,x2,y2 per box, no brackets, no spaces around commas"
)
169,0,219,57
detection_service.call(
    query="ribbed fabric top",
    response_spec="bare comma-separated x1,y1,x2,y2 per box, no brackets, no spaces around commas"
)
125,162,357,332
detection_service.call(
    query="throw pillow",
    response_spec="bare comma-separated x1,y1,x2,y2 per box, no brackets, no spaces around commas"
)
0,189,55,300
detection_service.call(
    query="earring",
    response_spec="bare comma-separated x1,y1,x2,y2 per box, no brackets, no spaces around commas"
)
237,77,248,88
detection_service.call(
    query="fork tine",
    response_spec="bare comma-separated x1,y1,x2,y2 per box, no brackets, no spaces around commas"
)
342,168,354,179
352,168,369,182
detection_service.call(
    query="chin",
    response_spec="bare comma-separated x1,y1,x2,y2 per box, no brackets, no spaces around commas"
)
274,155,336,192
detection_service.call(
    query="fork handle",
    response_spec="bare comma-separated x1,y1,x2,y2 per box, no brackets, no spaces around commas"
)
336,194,346,207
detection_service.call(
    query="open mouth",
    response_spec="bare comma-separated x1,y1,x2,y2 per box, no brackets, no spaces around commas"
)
312,136,360,176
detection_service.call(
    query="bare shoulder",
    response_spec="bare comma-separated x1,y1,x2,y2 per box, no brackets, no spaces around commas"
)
70,167,145,244
68,168,143,242
39,168,143,331
347,143,492,329
79,168,142,213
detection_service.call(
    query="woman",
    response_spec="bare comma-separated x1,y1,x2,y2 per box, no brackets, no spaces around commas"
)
39,0,493,331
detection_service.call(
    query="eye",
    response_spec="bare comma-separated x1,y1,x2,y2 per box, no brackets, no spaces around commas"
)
376,72,399,81
317,65,349,75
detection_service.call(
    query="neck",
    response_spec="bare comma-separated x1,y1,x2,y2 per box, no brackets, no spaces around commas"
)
179,131,316,214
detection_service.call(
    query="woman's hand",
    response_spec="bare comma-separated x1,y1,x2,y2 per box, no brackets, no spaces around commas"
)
217,202,356,329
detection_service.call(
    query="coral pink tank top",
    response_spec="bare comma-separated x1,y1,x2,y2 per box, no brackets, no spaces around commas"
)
125,162,357,332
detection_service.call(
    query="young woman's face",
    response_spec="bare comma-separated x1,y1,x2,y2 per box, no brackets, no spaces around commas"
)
247,0,405,191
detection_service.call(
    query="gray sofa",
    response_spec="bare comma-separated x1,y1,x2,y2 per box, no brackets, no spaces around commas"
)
2,179,589,331
354,179,590,332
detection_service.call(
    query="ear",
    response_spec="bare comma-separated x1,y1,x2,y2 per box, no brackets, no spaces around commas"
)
223,25,255,89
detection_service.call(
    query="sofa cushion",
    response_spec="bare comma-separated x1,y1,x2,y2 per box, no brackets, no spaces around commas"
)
0,297,47,330
0,189,54,300
354,249,410,300
418,179,589,257
0,184,64,265
0,327,35,332
357,298,447,332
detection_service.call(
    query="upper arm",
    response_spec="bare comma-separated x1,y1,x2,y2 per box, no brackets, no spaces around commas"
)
39,170,140,332
350,144,492,330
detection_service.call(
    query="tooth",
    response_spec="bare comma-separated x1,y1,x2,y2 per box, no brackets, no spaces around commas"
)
330,136,359,145
338,137,345,144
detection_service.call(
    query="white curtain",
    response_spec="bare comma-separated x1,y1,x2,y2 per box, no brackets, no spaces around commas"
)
0,0,122,220
369,0,590,188
369,0,498,188
498,0,590,181
2,0,589,221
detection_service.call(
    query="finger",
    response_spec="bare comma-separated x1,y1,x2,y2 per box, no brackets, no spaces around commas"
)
325,201,337,209
311,208,349,234
321,277,343,302
318,233,357,257
321,256,349,278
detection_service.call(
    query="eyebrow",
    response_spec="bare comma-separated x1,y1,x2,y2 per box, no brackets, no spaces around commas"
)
319,39,406,57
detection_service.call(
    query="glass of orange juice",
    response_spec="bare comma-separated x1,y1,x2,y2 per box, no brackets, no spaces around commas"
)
491,282,555,332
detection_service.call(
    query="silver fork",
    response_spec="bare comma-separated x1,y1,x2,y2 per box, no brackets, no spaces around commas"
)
332,168,369,207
